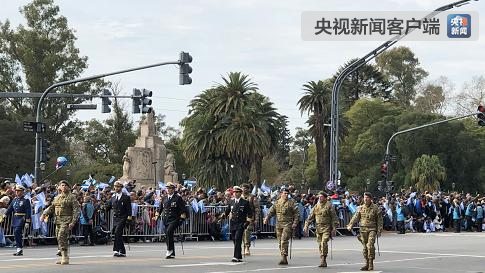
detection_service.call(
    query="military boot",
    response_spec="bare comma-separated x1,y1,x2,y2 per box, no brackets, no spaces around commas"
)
360,258,368,271
244,246,250,256
319,255,327,267
368,259,374,271
278,255,288,265
61,250,69,265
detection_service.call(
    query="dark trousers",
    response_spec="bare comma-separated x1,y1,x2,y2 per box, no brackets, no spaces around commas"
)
14,225,23,248
82,224,94,244
231,227,244,259
112,219,126,254
165,222,178,255
397,221,405,234
466,216,473,231
477,218,483,232
454,219,461,233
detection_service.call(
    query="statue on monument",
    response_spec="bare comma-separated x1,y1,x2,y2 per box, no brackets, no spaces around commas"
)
122,151,131,179
164,153,176,176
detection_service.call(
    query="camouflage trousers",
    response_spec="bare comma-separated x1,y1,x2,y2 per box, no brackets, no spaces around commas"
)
243,223,254,248
55,223,70,251
360,230,377,260
316,231,331,256
275,224,293,256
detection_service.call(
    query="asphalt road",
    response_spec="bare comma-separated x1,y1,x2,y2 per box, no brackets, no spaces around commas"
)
0,232,484,273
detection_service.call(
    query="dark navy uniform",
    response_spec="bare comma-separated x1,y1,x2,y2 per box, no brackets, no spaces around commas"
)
156,192,188,258
105,182,132,257
6,190,31,255
224,196,252,261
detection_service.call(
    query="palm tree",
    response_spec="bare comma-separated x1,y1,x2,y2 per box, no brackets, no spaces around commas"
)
411,154,446,192
298,80,332,184
182,72,286,189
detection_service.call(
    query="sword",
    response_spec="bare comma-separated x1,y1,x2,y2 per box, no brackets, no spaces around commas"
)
330,235,333,260
289,226,294,259
376,232,380,256
127,221,131,251
179,234,184,255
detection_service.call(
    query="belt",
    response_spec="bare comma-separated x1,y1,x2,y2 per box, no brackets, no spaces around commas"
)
14,213,26,216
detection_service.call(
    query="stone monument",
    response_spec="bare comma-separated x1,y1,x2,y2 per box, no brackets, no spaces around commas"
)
121,111,175,186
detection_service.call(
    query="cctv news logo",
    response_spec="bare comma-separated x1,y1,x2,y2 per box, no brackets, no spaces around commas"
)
447,14,471,38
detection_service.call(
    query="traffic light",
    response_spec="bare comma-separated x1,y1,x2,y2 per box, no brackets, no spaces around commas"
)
141,89,153,114
101,89,112,113
132,88,141,114
380,163,388,179
40,138,51,162
478,104,485,126
179,51,193,85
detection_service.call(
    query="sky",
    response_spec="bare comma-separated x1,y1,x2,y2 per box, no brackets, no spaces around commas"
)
1,0,484,136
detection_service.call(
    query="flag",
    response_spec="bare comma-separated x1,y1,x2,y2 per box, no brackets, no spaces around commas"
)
131,203,138,217
261,182,271,193
97,190,101,200
15,174,21,184
21,174,33,188
251,185,257,195
36,192,46,206
108,176,116,184
198,200,206,213
207,187,215,195
122,187,129,195
159,182,166,190
97,183,109,189
191,199,199,213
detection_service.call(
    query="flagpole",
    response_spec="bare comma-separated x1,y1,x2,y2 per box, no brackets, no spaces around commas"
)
39,166,63,184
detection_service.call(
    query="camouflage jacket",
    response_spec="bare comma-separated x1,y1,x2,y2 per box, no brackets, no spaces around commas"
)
348,203,383,232
266,198,299,227
42,193,80,226
241,192,260,222
305,200,338,232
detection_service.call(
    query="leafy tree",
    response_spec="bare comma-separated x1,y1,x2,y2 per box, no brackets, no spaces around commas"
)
414,83,446,114
376,46,428,107
411,154,446,192
454,75,485,115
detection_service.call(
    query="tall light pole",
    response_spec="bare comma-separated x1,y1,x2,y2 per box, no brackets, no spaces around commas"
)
152,161,158,188
34,53,193,182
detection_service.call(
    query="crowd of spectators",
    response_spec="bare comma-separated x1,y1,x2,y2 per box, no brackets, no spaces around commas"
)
1,178,484,248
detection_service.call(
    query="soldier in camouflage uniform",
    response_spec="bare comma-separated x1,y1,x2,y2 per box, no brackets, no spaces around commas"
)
303,191,338,268
241,183,260,256
263,188,299,265
41,180,80,265
347,192,383,271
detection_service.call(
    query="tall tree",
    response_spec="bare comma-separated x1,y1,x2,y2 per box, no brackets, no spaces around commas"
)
376,46,428,107
298,80,332,184
414,83,446,114
454,75,485,115
411,154,446,192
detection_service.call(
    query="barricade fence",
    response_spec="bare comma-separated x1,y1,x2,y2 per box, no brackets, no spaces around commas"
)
0,204,355,241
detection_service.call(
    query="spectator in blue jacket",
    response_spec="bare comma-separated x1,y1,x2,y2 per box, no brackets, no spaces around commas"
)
80,196,95,246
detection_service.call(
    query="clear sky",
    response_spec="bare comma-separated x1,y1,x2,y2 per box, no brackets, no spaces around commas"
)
1,0,484,135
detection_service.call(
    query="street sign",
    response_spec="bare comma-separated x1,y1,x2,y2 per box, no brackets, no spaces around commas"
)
23,121,46,133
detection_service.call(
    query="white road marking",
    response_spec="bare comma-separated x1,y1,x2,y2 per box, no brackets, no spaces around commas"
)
162,262,242,267
342,249,485,259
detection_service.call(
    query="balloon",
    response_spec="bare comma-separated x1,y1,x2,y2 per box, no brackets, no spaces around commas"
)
56,156,68,169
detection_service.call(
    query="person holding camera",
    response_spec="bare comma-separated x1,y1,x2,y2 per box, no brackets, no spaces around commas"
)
220,186,253,262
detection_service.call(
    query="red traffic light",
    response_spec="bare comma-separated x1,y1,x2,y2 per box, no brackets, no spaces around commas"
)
478,105,485,126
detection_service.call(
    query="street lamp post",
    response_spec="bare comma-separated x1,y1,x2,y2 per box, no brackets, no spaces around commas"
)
34,55,191,183
366,178,370,192
152,161,158,188
66,169,70,183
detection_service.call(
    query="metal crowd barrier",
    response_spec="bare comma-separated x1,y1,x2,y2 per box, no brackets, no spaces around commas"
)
0,203,354,242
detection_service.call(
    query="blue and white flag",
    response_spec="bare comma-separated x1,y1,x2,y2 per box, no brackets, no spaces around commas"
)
261,182,271,193
159,182,166,190
131,203,138,217
198,200,206,213
15,174,21,184
251,185,257,195
122,187,129,195
207,187,215,195
108,176,116,184
97,183,109,189
191,199,199,213
21,173,33,188
36,192,46,206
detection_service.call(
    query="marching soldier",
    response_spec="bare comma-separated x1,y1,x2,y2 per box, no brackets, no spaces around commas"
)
303,191,338,268
263,188,299,265
105,180,132,257
154,182,188,259
2,185,31,256
220,186,252,262
41,180,80,265
347,192,383,271
241,183,260,256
